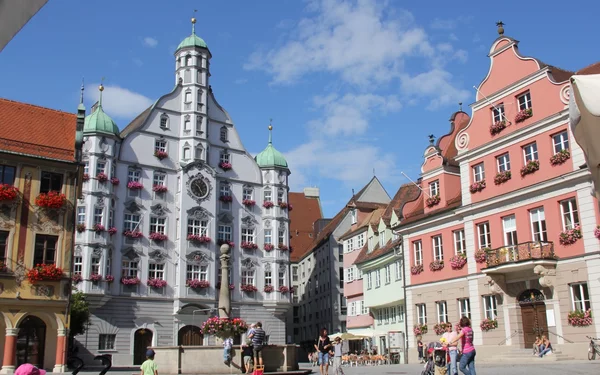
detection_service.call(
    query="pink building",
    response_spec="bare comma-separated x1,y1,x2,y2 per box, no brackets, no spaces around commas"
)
392,24,600,362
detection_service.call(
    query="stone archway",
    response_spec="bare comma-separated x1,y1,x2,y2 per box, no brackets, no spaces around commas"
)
16,316,46,368
518,289,548,348
133,328,153,365
178,326,203,346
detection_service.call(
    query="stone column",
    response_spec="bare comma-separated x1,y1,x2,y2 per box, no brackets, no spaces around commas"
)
0,328,19,375
218,244,231,319
53,329,68,373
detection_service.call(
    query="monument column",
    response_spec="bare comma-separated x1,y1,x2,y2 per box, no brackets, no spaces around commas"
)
218,244,231,319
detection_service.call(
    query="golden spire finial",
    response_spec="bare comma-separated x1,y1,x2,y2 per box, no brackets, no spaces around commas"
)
268,119,273,143
191,10,197,34
99,77,105,106
496,21,505,36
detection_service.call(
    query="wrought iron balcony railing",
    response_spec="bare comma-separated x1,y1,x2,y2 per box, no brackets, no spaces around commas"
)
485,241,555,268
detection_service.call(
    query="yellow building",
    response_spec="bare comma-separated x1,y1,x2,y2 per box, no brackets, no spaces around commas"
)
0,98,83,373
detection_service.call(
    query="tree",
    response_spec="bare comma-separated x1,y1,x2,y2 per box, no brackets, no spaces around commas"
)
69,291,90,339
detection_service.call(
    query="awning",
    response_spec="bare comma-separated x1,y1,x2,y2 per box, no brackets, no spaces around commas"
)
328,332,367,341
570,74,600,202
347,328,388,337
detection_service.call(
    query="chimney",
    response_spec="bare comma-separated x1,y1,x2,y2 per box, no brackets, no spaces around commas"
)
303,187,320,198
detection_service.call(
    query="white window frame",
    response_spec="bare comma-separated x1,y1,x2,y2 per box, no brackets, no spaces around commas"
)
187,219,208,236
560,198,580,230
77,207,86,225
429,180,440,197
384,264,391,284
93,207,103,226
380,231,386,246
436,301,448,323
264,229,272,245
416,303,427,325
375,269,381,288
154,139,166,153
530,207,548,242
73,256,83,275
492,104,505,123
351,209,357,224
367,271,372,289
413,240,423,266
394,261,402,281
477,222,491,249
90,255,101,276
483,295,498,320
432,235,443,261
552,131,569,154
150,217,166,235
220,126,228,142
243,187,253,201
264,268,272,286
496,153,511,172
357,233,365,248
473,163,485,182
523,142,538,162
570,283,591,311
121,260,139,278
127,169,141,183
241,228,255,243
187,264,208,281
502,215,518,247
218,225,232,242
346,267,355,282
453,230,466,255
96,161,106,176
458,298,471,319
517,91,532,110
148,263,165,280
241,269,255,286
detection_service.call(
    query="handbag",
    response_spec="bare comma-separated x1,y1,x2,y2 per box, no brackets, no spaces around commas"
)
252,365,264,375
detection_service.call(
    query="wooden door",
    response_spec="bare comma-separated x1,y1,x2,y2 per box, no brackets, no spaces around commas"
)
178,326,203,346
133,329,153,365
16,316,46,368
521,304,548,348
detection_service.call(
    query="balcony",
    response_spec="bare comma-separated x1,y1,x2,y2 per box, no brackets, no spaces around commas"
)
483,241,557,274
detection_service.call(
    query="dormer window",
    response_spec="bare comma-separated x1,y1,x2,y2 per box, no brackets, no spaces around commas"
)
492,104,505,123
379,231,386,246
220,126,228,142
351,209,357,225
160,114,169,129
429,180,439,197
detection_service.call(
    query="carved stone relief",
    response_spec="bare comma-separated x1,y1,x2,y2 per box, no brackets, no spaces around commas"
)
150,203,168,216
122,248,142,260
187,206,214,221
186,251,210,265
148,250,167,262
241,258,257,270
124,200,144,213
241,215,258,228
218,212,234,224
534,265,557,288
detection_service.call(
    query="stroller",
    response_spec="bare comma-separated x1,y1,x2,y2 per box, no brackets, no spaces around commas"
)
421,342,448,375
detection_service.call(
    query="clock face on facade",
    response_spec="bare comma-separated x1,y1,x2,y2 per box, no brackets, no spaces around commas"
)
190,178,209,199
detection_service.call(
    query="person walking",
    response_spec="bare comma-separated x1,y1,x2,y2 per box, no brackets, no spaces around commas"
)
331,337,345,375
417,337,424,364
241,340,254,374
442,324,458,375
449,317,476,375
248,321,266,367
140,349,159,375
314,328,332,375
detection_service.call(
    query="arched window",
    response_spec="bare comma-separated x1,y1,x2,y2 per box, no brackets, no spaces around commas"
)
195,145,203,160
160,114,169,129
185,54,192,66
183,147,191,160
220,126,228,142
183,115,191,132
184,90,192,103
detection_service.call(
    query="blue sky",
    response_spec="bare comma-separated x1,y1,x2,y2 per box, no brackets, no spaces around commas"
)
0,0,597,217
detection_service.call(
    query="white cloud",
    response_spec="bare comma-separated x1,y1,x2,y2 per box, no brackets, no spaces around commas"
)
400,69,470,110
87,84,153,119
143,37,158,48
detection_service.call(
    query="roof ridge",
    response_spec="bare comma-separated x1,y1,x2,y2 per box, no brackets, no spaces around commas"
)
0,98,76,116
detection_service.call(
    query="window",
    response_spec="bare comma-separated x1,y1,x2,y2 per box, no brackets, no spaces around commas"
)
196,117,203,134
150,217,166,235
492,104,505,123
183,147,191,160
127,169,140,183
413,241,423,266
552,131,569,154
523,142,538,162
357,233,365,248
264,229,272,245
183,116,191,132
153,173,166,188
33,235,57,265
185,55,192,66
243,187,253,201
483,295,498,320
90,256,100,276
278,268,285,287
517,92,532,110
278,229,285,245
40,171,63,193
380,231,386,246
220,184,231,210
350,209,357,224
375,269,381,288
148,263,165,280
496,153,511,172
187,264,208,281
277,189,285,203
477,222,491,249
458,298,471,319
83,161,89,176
93,207,103,226
121,260,138,278
77,207,86,225
0,165,16,185
105,254,112,277
73,256,83,275
570,283,591,311
96,161,106,176
155,139,166,153
193,145,203,160
362,301,369,315
530,207,548,242
384,264,391,284
220,126,228,142
0,231,7,264
241,228,255,243
160,115,168,129
473,163,485,182
346,267,354,282
219,153,230,166
218,225,232,242
436,301,448,323
432,235,443,261
453,230,466,255
264,268,272,286
502,215,518,247
184,90,192,103
429,180,440,197
241,270,255,286
394,261,402,281
98,334,116,350
349,302,356,316
560,198,580,230
123,213,140,231
109,209,114,229
292,266,298,282
367,271,372,289
416,304,427,325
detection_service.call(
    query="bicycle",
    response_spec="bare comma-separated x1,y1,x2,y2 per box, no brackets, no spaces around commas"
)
587,336,600,360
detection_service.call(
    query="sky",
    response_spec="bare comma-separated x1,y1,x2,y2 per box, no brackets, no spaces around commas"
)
0,0,597,217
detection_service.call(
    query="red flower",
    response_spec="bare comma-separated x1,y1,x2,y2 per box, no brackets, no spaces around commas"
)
27,264,64,283
35,191,66,209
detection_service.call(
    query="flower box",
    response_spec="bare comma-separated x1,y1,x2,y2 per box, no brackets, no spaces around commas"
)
219,195,233,202
278,201,288,209
494,171,511,185
96,172,108,182
105,275,115,283
0,260,8,273
110,177,120,185
474,249,488,264
27,264,64,283
262,201,274,209
241,241,258,250
123,230,143,238
490,120,507,136
187,279,210,289
413,324,428,336
219,161,232,170
425,195,441,208
433,322,452,335
89,273,103,282
469,181,486,194
279,286,290,293
514,108,533,123
568,309,593,326
264,244,274,251
35,191,66,209
187,234,211,243
147,278,167,288
429,260,444,271
550,149,571,166
278,243,289,251
82,174,90,182
216,283,235,290
93,224,105,233
127,181,144,190
595,226,600,240
200,317,249,339
152,185,168,193
520,160,540,177
72,274,83,284
240,284,258,292
76,224,86,233
559,226,582,245
154,150,168,160
149,232,168,241
120,276,140,285
288,204,293,211
480,318,498,331
449,254,467,270
264,285,274,293
108,227,118,235
0,184,18,201
411,264,424,275
242,199,255,207
217,239,235,247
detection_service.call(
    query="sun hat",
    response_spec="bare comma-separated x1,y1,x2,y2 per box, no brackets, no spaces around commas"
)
15,364,46,375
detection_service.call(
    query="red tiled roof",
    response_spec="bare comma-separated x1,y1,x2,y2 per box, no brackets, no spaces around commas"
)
354,238,402,265
0,98,76,162
289,192,323,262
576,62,600,75
382,183,421,225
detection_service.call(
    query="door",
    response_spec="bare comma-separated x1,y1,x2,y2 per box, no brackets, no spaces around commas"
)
178,326,203,346
16,316,46,368
133,329,153,365
521,304,548,348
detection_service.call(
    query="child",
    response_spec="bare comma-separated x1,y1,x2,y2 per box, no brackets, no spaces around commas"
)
417,338,424,364
241,340,254,374
223,336,234,365
331,337,345,375
140,349,158,375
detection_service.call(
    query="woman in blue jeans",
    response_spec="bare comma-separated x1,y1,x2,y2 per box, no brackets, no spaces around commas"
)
314,328,332,375
449,317,476,375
